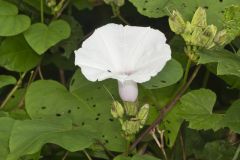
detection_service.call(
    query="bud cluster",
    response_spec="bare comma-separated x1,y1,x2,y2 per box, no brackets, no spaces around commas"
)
169,7,230,61
111,101,149,141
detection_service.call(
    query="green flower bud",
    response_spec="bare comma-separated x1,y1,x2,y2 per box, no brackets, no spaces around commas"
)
214,29,229,46
122,120,141,135
46,0,56,7
190,25,217,49
169,10,186,34
182,22,194,45
190,27,204,46
123,101,138,116
111,101,124,118
202,25,217,49
191,7,207,28
137,104,149,126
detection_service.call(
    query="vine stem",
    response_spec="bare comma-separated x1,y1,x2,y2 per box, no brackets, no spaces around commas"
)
40,0,44,23
182,58,192,86
129,65,201,152
0,72,27,109
117,14,130,25
83,150,93,160
232,143,240,160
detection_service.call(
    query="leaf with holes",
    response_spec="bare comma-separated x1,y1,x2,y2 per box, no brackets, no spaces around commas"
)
0,0,30,36
198,49,240,78
4,89,26,111
25,79,126,152
223,99,240,133
70,70,127,152
0,117,15,160
159,106,183,147
24,20,71,55
25,80,94,125
142,59,183,89
0,75,16,88
0,35,41,72
7,117,98,160
129,0,240,28
178,89,224,131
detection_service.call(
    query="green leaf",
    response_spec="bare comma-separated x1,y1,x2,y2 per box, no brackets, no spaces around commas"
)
132,155,161,160
159,106,183,147
24,20,71,54
195,140,236,160
114,155,161,160
4,89,26,111
50,16,84,58
7,118,97,160
70,70,127,152
223,99,240,133
23,0,51,14
72,0,93,10
0,0,31,36
178,89,224,131
0,35,41,72
129,0,240,28
142,59,183,89
198,49,240,78
0,75,16,88
26,78,126,152
0,117,15,160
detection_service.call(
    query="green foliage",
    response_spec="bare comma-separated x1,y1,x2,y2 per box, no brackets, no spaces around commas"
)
198,49,240,77
223,99,240,133
24,20,71,54
114,155,161,160
7,117,97,160
70,70,127,151
0,75,16,88
178,89,224,131
195,140,237,160
142,59,183,89
0,0,31,36
0,0,239,159
0,35,41,72
0,117,15,160
129,0,240,28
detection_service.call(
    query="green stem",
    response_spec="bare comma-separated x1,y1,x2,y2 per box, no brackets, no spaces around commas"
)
0,72,27,109
202,69,210,88
124,140,130,156
118,14,130,25
40,0,44,23
83,150,93,160
182,58,192,85
232,143,240,160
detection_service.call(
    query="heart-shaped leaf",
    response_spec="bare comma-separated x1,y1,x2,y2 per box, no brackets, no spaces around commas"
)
7,117,98,160
0,35,41,72
0,0,31,36
25,78,126,152
24,20,71,55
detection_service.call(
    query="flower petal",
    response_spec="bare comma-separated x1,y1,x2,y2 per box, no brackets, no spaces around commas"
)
75,23,171,83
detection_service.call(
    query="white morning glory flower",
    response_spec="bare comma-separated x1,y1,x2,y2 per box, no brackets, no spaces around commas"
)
75,23,171,102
